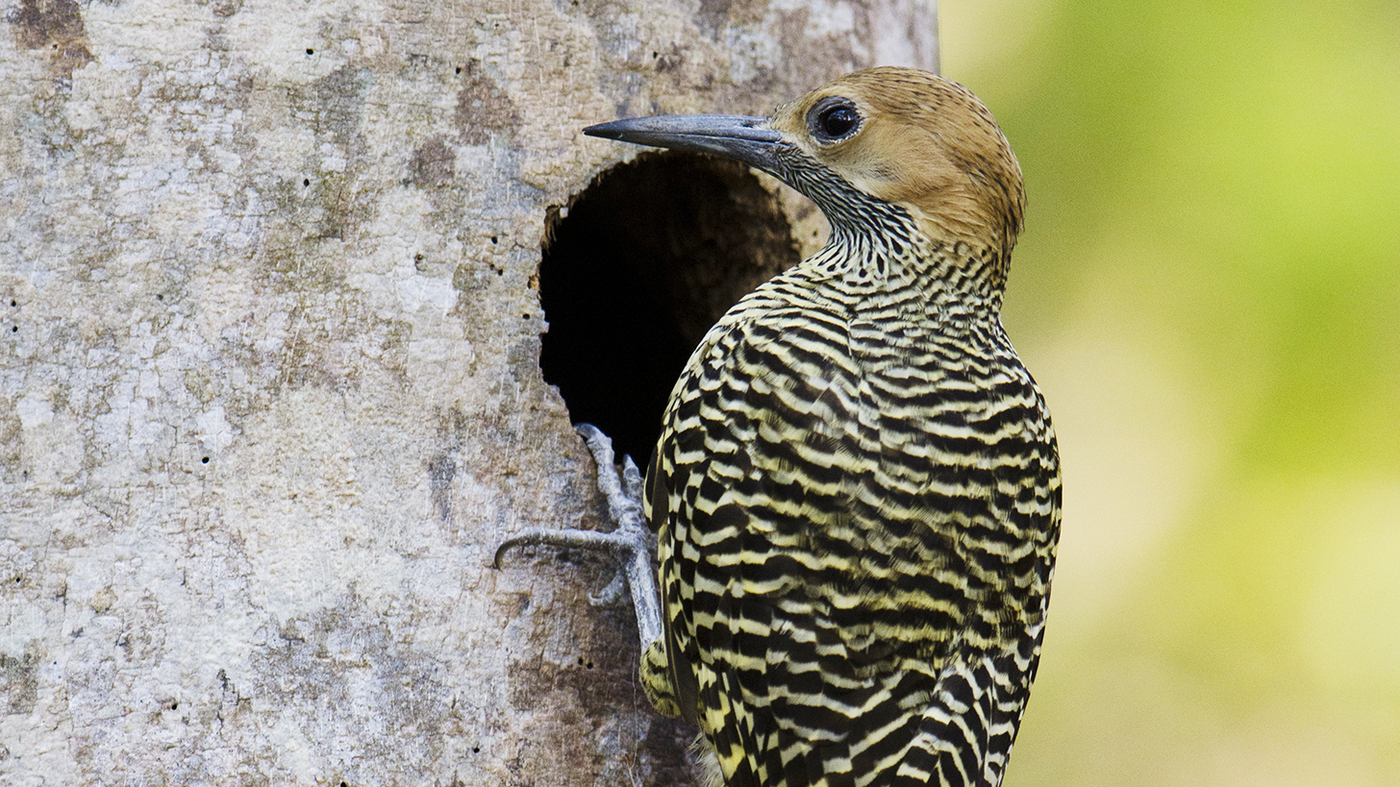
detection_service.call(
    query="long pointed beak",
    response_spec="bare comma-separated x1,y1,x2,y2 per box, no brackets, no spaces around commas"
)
583,114,782,173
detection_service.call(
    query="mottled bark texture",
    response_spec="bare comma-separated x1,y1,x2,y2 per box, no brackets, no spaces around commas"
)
0,1,934,784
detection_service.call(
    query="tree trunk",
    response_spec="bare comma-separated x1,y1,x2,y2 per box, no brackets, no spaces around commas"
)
0,1,935,784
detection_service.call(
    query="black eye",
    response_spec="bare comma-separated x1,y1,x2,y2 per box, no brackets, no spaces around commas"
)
808,98,861,143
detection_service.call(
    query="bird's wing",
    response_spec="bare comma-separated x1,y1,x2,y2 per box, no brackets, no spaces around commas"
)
649,297,1058,786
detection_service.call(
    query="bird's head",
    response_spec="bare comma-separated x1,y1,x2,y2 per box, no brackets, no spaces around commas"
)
585,67,1025,256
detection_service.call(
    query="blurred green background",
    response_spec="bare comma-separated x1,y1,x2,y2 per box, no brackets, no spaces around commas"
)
939,1,1400,785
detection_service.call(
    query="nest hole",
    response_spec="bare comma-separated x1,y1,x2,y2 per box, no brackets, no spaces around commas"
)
539,151,801,463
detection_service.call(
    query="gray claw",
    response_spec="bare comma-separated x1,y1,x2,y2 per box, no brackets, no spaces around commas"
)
493,526,626,569
493,425,664,650
575,424,646,532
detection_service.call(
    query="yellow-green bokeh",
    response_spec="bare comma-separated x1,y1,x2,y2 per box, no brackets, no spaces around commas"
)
940,1,1400,784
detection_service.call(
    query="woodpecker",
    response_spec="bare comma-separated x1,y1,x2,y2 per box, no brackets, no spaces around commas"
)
499,67,1060,787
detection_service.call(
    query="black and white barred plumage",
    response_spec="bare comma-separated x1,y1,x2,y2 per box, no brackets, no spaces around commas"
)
505,67,1061,787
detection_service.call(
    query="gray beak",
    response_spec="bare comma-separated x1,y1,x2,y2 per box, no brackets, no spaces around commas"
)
583,114,782,173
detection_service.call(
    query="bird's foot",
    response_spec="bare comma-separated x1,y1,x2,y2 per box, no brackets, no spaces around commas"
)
494,424,663,648
492,424,649,578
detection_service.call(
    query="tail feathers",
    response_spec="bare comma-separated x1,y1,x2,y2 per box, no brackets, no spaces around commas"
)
683,646,1038,787
892,648,1038,787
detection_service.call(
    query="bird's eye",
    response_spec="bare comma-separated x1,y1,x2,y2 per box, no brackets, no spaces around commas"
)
808,98,861,143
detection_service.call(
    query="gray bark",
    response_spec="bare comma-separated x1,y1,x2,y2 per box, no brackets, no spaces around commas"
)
0,1,935,784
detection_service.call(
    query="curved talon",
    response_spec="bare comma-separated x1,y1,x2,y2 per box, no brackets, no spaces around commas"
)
493,526,631,568
494,424,664,649
575,422,610,452
575,423,646,531
493,531,532,569
494,527,555,569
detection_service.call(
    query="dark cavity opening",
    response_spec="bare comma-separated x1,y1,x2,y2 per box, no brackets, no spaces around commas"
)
539,151,801,464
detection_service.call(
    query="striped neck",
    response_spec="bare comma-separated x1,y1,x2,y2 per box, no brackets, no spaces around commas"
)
809,206,1010,313
772,143,1011,311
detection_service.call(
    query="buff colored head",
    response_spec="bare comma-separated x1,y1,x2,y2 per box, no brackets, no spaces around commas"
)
769,67,1025,253
585,66,1025,254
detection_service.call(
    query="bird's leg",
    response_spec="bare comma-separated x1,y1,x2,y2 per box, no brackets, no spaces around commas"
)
494,424,663,650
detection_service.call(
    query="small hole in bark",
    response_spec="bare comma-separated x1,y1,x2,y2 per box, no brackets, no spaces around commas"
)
201,456,210,464
303,178,310,187
538,152,799,462
306,48,315,55
472,746,480,753
490,235,498,244
9,300,15,307
170,701,179,710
